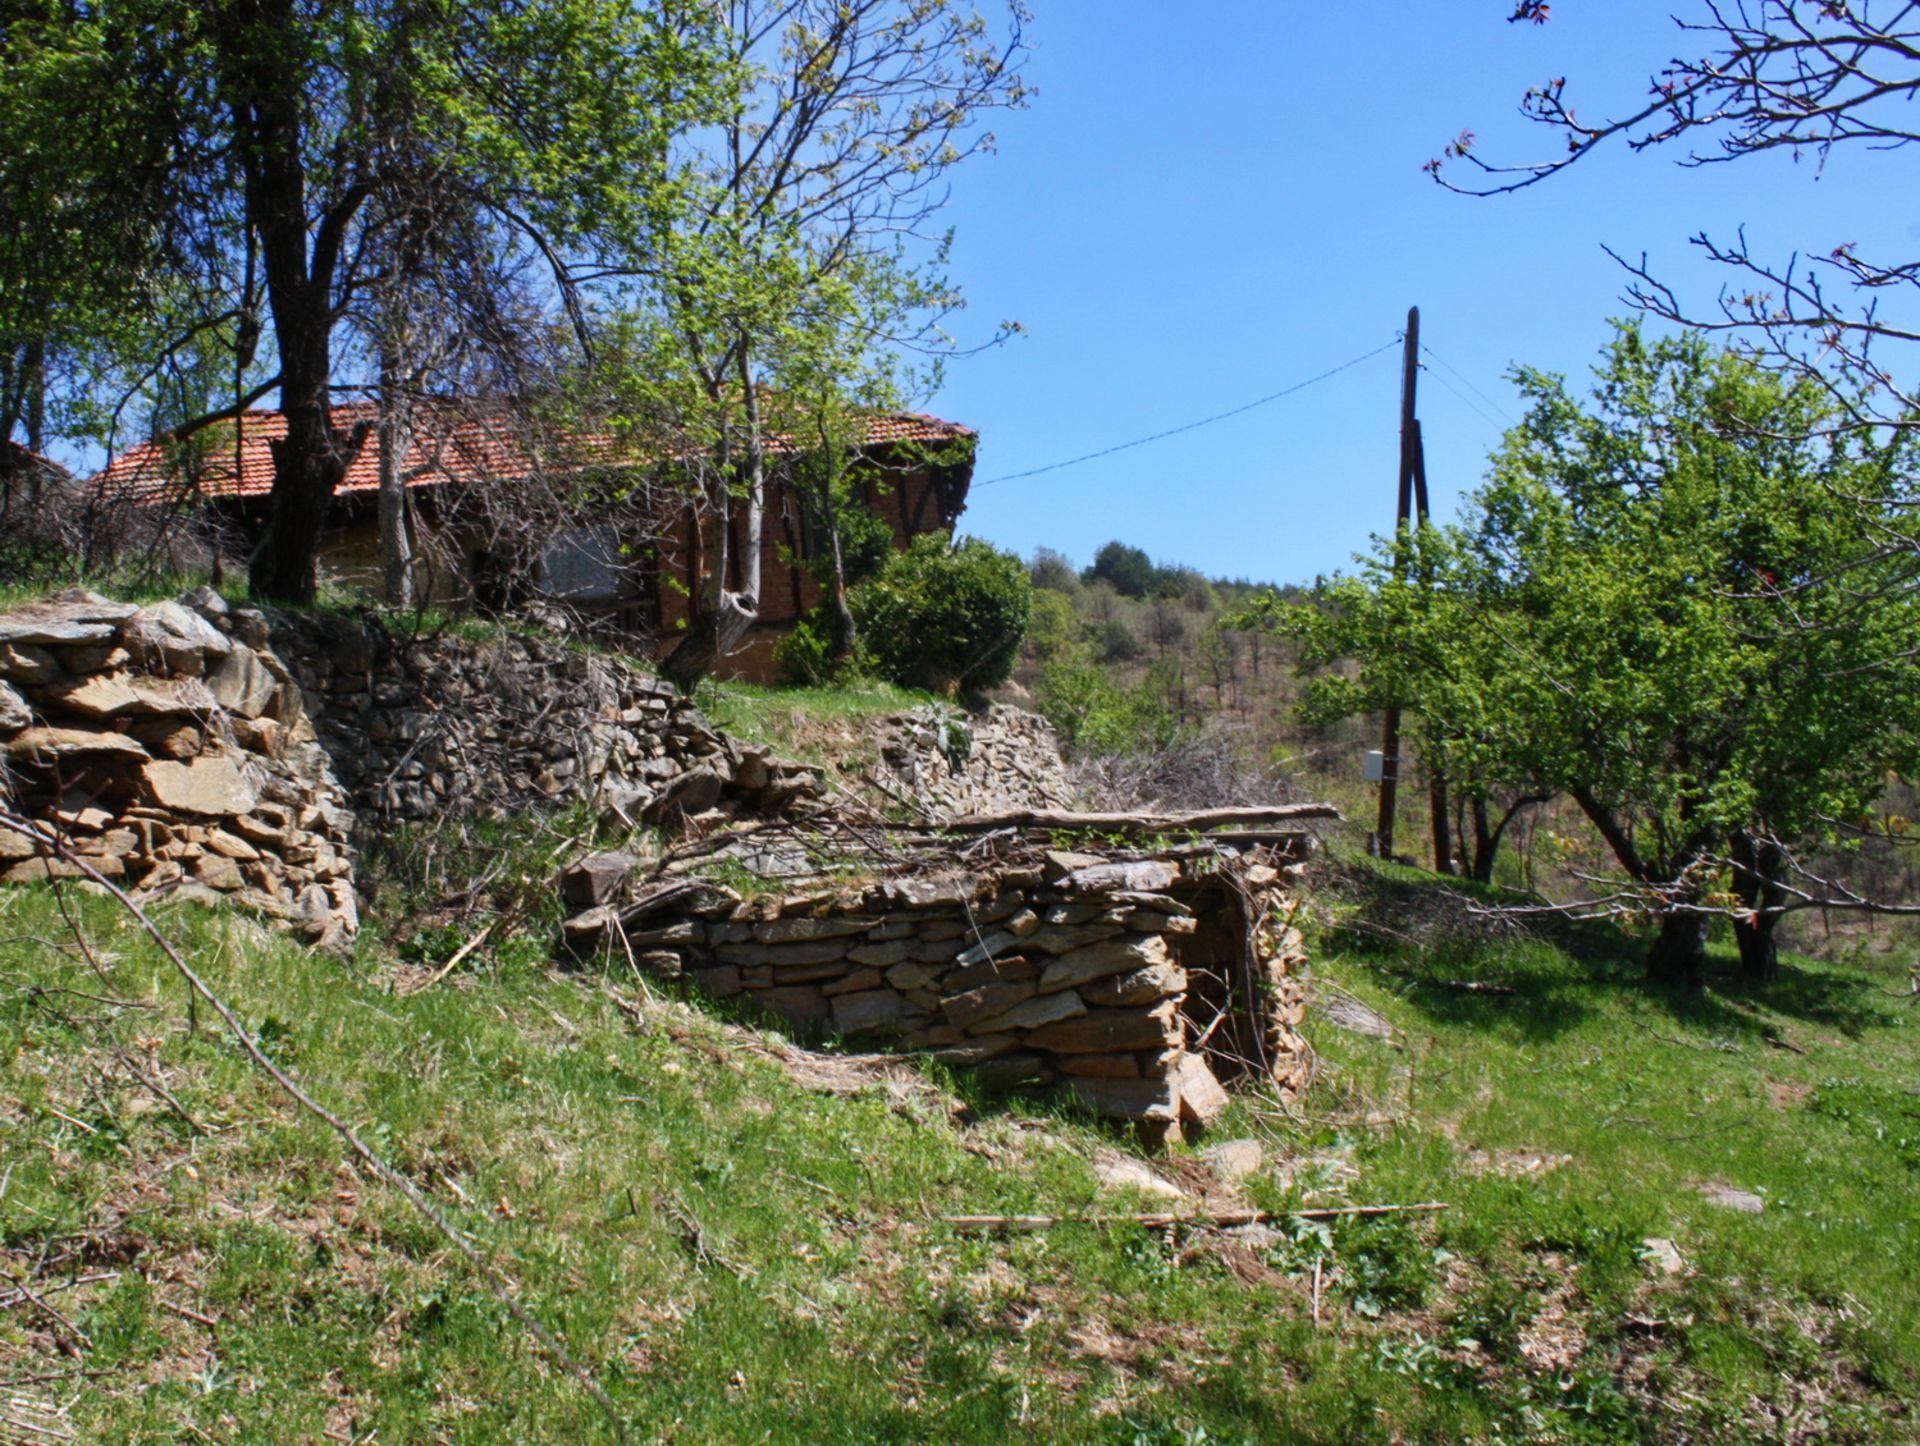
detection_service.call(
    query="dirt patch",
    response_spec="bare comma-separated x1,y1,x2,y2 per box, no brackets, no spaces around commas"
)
1767,1078,1814,1110
1461,1147,1573,1179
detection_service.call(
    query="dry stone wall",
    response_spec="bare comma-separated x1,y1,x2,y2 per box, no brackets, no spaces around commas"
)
269,614,827,828
0,589,359,945
563,845,1312,1142
872,704,1074,819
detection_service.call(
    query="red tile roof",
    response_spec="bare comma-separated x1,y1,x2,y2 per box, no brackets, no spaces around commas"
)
91,401,973,506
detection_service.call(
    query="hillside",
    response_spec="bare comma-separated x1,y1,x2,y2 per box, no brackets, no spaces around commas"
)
0,582,1915,1441
5,847,1917,1441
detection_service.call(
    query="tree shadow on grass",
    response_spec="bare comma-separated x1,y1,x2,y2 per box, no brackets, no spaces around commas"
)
1323,859,1901,1047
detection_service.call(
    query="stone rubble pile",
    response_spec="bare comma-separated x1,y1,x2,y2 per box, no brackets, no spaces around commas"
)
0,588,359,945
874,704,1074,819
269,613,828,827
562,844,1313,1142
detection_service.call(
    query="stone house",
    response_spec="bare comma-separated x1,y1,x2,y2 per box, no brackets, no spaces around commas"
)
89,401,977,680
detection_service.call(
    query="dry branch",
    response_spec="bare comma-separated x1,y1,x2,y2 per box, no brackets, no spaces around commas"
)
941,1201,1449,1233
932,804,1342,835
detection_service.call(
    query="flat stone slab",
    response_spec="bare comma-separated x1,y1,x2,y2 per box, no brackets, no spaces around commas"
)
8,726,148,760
1697,1183,1765,1214
140,754,260,816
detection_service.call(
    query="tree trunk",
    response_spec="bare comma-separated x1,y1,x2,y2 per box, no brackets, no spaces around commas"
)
1429,771,1454,876
1470,796,1496,883
1646,910,1710,988
1729,831,1785,983
377,341,415,609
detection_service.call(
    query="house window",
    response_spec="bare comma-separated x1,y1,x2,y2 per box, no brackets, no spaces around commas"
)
537,525,632,602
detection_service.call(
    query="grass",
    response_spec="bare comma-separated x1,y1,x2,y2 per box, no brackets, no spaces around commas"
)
3,846,1918,1441
694,676,943,774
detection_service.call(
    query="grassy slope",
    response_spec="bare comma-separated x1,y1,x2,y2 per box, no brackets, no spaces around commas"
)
4,850,1917,1443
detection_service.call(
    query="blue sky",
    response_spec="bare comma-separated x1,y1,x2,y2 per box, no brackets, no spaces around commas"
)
929,2,1913,585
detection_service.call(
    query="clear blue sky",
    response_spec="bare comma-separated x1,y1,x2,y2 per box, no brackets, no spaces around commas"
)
928,2,1912,586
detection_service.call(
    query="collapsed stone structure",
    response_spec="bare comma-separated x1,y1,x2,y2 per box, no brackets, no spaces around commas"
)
0,589,359,943
2,586,1329,1141
562,839,1315,1142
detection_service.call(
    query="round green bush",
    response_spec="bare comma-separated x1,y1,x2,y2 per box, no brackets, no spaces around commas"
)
856,531,1032,695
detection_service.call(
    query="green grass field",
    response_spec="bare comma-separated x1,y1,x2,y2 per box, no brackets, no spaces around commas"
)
2,850,1916,1442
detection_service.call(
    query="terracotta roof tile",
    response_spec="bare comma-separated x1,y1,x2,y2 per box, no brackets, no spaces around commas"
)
91,402,973,506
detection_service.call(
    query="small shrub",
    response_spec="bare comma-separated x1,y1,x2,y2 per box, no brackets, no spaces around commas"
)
856,531,1031,695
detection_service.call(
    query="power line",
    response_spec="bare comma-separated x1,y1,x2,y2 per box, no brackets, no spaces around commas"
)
1420,342,1517,427
973,336,1401,487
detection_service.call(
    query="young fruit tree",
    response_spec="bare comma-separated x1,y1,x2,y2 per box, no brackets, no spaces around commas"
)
600,0,1029,693
1253,324,1920,987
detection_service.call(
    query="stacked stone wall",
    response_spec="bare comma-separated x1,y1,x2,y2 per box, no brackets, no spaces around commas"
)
563,846,1312,1141
0,589,358,943
270,614,824,827
873,704,1075,818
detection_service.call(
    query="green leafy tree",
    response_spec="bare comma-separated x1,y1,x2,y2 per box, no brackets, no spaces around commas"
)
0,0,711,601
1084,540,1157,598
601,0,1028,693
1254,324,1920,987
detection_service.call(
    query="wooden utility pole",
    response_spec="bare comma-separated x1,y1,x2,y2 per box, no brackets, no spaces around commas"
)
1374,307,1445,866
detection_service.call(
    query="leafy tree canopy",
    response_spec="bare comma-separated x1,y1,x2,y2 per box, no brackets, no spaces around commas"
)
1244,323,1920,986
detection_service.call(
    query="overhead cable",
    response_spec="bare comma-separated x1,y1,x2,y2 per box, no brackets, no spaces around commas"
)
972,336,1402,487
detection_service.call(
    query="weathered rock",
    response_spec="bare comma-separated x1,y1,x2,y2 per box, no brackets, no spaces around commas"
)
1093,1156,1185,1199
641,766,723,824
1068,1075,1178,1122
1022,922,1126,956
831,989,914,1035
0,643,59,685
559,851,637,908
1037,935,1168,994
0,680,29,732
1060,1053,1141,1078
951,928,1022,968
690,965,744,998
1172,1053,1231,1129
1082,961,1187,1008
969,989,1086,1035
755,987,831,1027
943,953,1037,995
207,647,279,717
1060,860,1179,895
941,977,1038,1031
8,726,147,760
754,914,874,943
973,1052,1047,1088
1200,1138,1265,1184
847,937,914,968
715,939,854,968
141,755,259,816
1026,1003,1180,1054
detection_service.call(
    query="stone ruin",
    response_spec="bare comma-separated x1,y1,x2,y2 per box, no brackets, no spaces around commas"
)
561,837,1317,1144
1,586,1331,1141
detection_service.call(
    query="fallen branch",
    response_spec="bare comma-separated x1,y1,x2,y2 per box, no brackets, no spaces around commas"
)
0,808,631,1445
930,804,1341,835
403,919,497,994
941,1201,1450,1233
115,1052,208,1136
